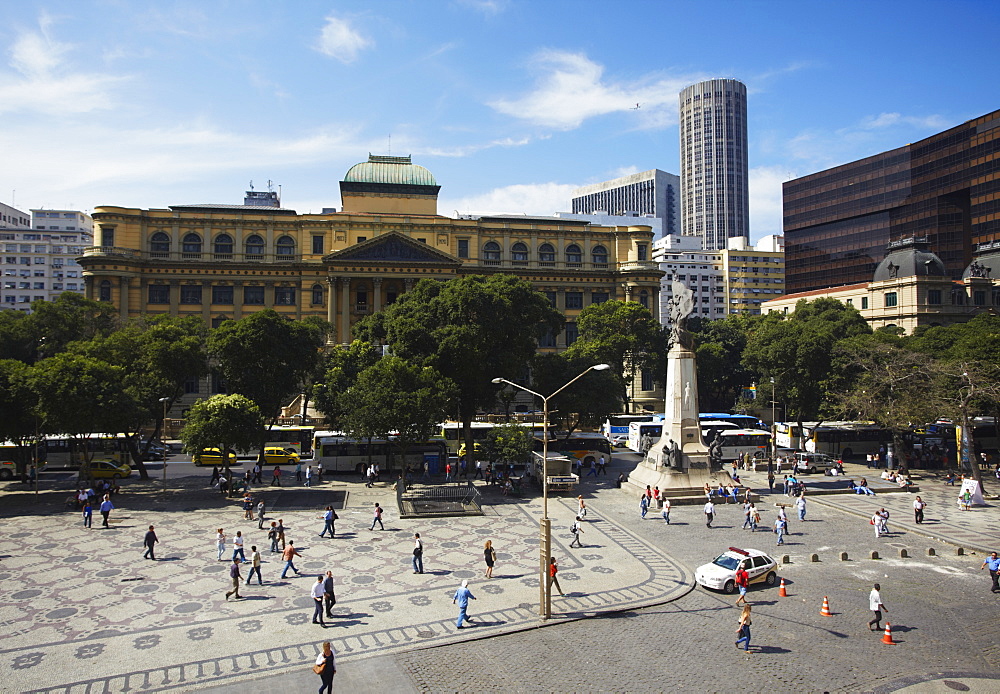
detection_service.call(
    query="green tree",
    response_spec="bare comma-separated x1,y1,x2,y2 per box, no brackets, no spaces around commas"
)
483,422,534,468
30,353,136,480
0,311,37,364
355,274,562,457
337,357,456,471
180,394,263,483
688,315,757,412
565,300,662,412
532,352,621,434
312,340,383,427
743,298,871,423
0,359,39,478
209,310,330,453
929,360,1000,484
30,293,119,359
72,315,209,478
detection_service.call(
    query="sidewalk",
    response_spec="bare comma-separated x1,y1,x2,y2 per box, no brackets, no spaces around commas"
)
735,461,1000,554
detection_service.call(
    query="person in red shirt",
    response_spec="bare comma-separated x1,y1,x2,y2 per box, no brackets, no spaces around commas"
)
548,556,564,597
735,563,750,606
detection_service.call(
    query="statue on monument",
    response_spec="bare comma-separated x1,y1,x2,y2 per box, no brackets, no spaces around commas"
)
668,280,695,351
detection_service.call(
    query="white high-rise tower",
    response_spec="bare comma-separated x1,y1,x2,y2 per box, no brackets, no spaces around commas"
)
679,78,749,250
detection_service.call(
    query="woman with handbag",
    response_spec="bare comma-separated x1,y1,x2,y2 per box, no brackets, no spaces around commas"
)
313,641,336,693
735,604,752,653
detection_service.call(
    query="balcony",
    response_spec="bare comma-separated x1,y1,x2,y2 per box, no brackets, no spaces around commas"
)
618,260,659,272
82,246,140,258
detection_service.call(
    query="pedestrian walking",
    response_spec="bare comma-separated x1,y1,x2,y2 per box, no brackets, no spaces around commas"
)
82,500,93,528
252,463,262,484
268,522,279,552
210,466,220,486
586,460,598,477
577,495,587,519
143,525,158,560
371,502,384,531
311,576,326,626
661,497,671,524
317,461,325,484
216,528,227,560
453,579,477,628
99,494,114,528
256,500,266,529
412,533,424,574
774,514,786,545
445,461,453,482
303,465,312,487
319,506,338,538
570,516,584,548
548,556,564,596
366,464,375,488
242,493,254,520
271,466,282,486
314,641,336,694
981,551,1000,593
281,541,302,578
474,459,483,479
767,470,775,491
246,545,263,585
735,604,752,652
597,454,607,475
276,519,287,550
704,500,715,528
868,583,888,631
778,505,788,532
734,564,749,606
483,540,496,578
750,504,760,532
323,570,337,618
795,494,807,521
913,496,926,524
742,501,754,529
295,461,303,482
640,494,649,519
225,558,242,600
232,530,246,562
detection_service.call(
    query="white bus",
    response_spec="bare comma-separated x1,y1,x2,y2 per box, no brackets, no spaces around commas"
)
716,429,772,462
805,425,892,460
602,414,654,439
534,432,612,468
627,421,663,452
439,422,495,456
312,431,447,475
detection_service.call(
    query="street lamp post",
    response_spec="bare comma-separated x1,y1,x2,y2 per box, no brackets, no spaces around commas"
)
158,397,170,484
770,378,777,462
492,363,610,619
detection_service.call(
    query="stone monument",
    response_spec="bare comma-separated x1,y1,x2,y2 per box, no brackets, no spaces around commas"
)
626,281,723,496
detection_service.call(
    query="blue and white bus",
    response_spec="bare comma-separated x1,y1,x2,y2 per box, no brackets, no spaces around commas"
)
700,413,761,430
602,414,654,439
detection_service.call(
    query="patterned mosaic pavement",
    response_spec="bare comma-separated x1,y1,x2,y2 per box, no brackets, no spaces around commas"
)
0,484,692,693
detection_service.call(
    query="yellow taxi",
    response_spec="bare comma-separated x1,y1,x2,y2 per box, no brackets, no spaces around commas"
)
88,460,133,479
262,447,300,465
192,448,238,466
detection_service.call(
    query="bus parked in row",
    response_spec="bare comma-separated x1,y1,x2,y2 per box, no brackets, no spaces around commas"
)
311,431,447,475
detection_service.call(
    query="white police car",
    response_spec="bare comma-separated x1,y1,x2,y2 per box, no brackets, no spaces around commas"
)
694,547,778,594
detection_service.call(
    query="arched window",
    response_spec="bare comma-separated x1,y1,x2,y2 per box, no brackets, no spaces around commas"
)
214,234,234,256
592,245,608,266
99,280,112,302
276,235,295,256
311,284,324,305
511,242,528,263
150,232,170,255
566,244,582,264
483,241,501,261
539,243,555,263
245,235,265,258
182,233,202,255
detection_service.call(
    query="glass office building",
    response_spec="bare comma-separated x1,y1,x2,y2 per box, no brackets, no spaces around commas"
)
783,109,1000,294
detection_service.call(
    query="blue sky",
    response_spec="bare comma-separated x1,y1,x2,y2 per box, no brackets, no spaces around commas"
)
2,0,998,240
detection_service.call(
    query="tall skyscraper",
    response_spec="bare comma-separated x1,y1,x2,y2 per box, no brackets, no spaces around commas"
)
679,78,749,250
571,169,679,238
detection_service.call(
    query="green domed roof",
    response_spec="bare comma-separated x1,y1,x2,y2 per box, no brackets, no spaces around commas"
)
344,154,437,186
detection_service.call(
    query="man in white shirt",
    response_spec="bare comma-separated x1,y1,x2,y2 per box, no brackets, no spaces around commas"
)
570,516,584,548
868,583,887,631
311,576,326,626
704,500,715,528
661,497,671,525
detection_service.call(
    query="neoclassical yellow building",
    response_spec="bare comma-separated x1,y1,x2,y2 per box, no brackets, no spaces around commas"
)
79,156,663,384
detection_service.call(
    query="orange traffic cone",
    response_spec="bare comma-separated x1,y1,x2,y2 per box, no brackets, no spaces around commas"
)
881,622,895,644
820,596,833,616
779,578,788,597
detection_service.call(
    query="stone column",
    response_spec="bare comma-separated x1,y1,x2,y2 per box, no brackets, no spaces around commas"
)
169,280,180,317
119,277,130,319
372,277,383,313
340,277,351,344
326,278,336,324
403,278,414,293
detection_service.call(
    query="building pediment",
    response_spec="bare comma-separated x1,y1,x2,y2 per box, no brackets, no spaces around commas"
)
324,232,460,266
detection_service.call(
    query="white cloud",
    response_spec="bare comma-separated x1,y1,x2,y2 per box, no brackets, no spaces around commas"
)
859,112,948,130
440,181,578,217
455,0,510,15
415,135,536,158
749,165,794,240
0,15,128,115
489,50,703,131
315,15,373,63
